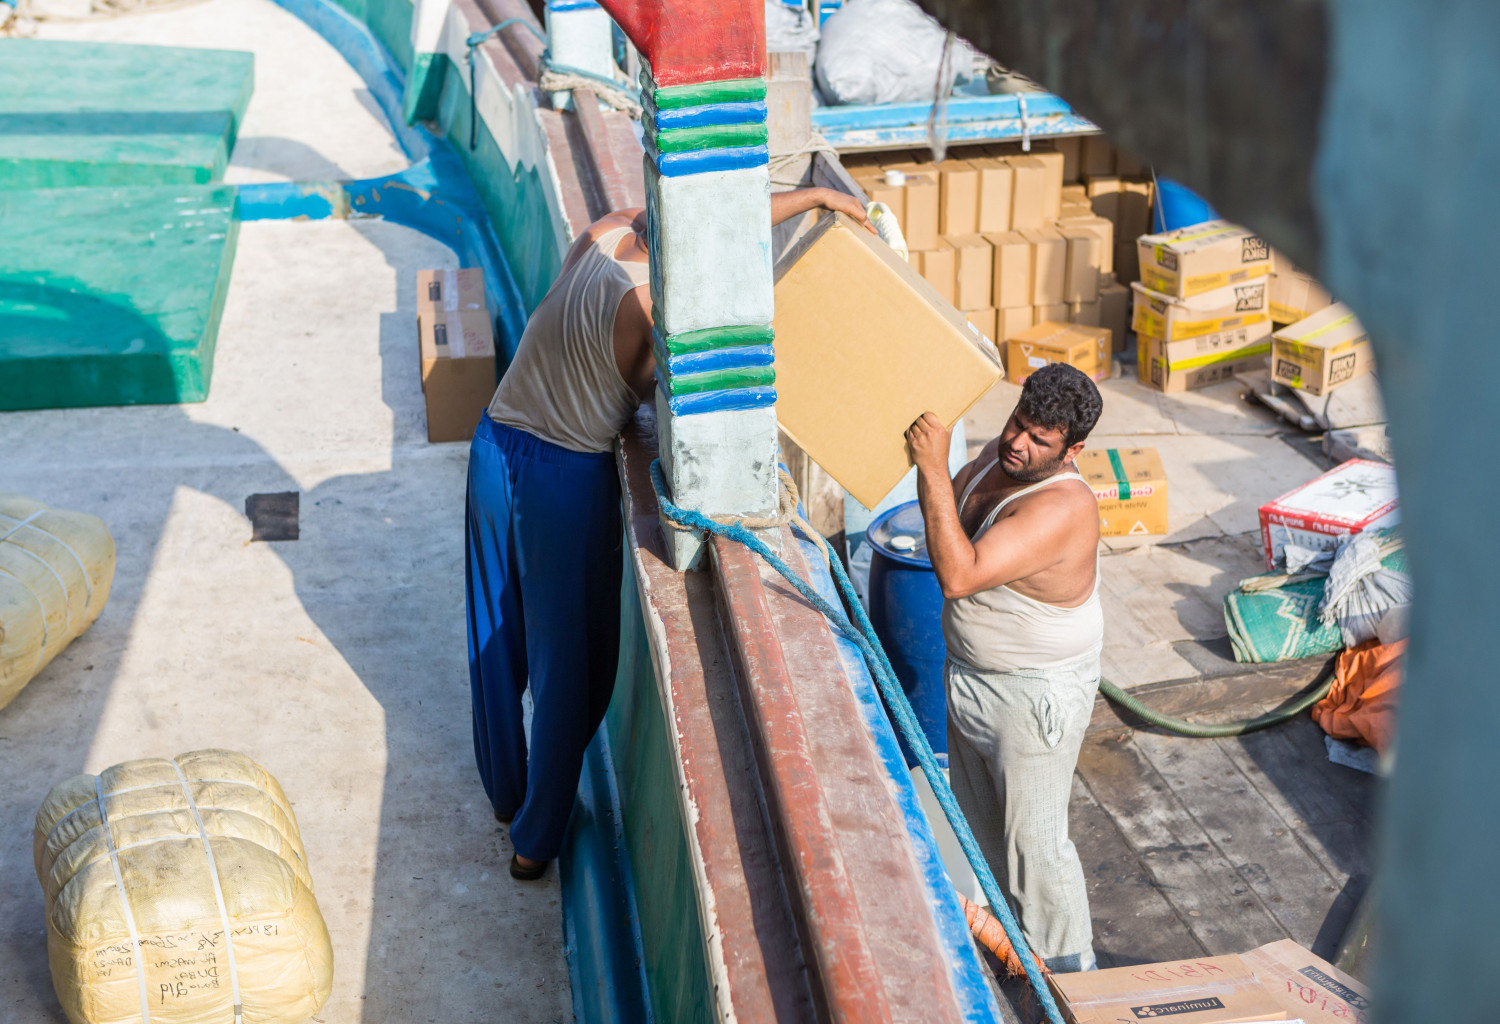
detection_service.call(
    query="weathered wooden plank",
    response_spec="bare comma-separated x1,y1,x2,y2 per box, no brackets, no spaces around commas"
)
1131,729,1342,950
1068,773,1203,967
1076,737,1287,955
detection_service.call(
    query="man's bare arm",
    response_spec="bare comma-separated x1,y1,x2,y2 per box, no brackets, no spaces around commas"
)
770,187,874,230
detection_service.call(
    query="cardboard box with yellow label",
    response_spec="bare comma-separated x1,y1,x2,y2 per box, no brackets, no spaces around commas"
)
1006,321,1110,385
1136,220,1274,298
1270,302,1375,396
1267,258,1334,324
1130,279,1270,340
1078,447,1169,537
1138,323,1272,393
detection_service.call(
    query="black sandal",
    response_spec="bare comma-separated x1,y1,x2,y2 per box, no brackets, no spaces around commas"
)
509,854,547,881
494,807,513,825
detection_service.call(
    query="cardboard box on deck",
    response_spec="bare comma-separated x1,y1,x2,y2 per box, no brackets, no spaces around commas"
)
1078,446,1169,536
1268,260,1334,324
418,311,497,442
987,230,1033,309
950,234,993,310
1138,326,1271,394
963,307,998,347
1069,298,1100,326
914,241,956,304
1138,220,1274,298
902,174,940,250
1271,302,1375,397
996,305,1034,344
1258,458,1399,569
1131,279,1271,340
772,211,1003,508
1069,215,1115,275
1021,226,1067,305
1117,178,1155,241
1049,952,1288,1024
936,160,980,236
1098,278,1130,352
1032,150,1065,220
1085,175,1121,224
1034,302,1070,324
1007,321,1110,385
1008,156,1049,230
1053,136,1082,183
1059,202,1094,221
1058,224,1103,303
416,267,487,313
1241,939,1371,1024
971,157,1015,233
1081,135,1116,177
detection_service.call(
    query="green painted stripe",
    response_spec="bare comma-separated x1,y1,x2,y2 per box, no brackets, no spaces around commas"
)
652,122,768,153
658,322,774,355
1106,449,1131,500
651,78,767,109
668,364,776,396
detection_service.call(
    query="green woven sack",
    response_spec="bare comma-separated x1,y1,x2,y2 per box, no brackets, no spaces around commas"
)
1223,544,1409,663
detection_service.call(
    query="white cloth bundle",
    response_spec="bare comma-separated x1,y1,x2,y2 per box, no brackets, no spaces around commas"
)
1319,530,1411,646
34,750,334,1024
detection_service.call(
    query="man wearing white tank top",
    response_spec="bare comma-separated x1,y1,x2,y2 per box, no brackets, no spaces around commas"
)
906,363,1104,972
467,188,870,881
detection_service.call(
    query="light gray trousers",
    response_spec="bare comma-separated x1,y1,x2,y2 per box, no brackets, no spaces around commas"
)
946,651,1099,962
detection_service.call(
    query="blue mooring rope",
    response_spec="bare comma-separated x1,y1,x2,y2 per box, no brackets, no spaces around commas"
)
649,459,1065,1024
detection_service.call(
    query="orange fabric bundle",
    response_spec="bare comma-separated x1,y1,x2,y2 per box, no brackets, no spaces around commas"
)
1312,639,1405,756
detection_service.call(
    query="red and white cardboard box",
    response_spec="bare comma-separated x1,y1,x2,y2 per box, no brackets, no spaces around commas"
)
1258,459,1399,570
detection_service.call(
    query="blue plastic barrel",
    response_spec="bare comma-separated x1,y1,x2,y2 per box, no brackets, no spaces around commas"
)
1154,177,1220,233
866,501,947,768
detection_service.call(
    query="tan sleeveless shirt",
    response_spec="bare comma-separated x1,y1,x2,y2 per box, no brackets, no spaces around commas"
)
942,461,1104,673
488,225,650,453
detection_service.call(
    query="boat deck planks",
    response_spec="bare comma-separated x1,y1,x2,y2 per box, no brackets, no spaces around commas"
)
1074,716,1375,969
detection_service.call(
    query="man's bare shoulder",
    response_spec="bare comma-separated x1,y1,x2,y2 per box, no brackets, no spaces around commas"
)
1008,474,1100,527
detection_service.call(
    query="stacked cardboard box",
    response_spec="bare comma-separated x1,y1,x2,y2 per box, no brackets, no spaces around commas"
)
416,267,498,442
1131,221,1276,392
849,137,1145,372
1270,301,1376,397
1267,251,1336,325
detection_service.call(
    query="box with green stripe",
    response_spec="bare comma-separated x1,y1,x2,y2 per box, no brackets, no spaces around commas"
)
1078,447,1168,537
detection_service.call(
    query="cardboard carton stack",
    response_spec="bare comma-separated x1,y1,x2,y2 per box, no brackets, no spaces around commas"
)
1267,251,1335,325
416,268,498,442
847,136,1148,372
1271,302,1376,397
1131,220,1277,392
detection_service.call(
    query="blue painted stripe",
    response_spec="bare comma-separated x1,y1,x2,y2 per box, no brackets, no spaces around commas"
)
811,90,1076,129
548,0,600,9
666,385,777,416
652,144,769,177
648,100,767,131
667,344,774,376
790,532,1005,1023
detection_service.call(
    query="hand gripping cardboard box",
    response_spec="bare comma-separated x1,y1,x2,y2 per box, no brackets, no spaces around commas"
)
1270,302,1375,397
419,310,497,442
773,211,1003,509
1007,321,1110,385
1048,953,1289,1024
1258,457,1399,569
1077,446,1168,536
1131,279,1271,341
1137,220,1274,299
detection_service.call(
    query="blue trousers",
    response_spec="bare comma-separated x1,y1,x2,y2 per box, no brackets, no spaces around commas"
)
465,413,623,862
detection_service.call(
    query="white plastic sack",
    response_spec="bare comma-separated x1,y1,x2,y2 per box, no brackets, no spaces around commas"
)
815,0,959,106
766,0,819,61
34,750,334,1024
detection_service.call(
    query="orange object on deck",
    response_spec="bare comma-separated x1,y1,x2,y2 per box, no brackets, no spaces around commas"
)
956,892,1049,977
1312,638,1405,756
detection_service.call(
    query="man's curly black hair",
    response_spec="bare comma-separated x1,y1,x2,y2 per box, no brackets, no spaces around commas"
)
1016,364,1103,448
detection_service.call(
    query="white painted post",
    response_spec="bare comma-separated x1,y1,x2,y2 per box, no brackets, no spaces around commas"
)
544,1,619,111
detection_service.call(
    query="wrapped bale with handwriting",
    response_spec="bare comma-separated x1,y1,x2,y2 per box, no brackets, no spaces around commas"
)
33,749,333,1024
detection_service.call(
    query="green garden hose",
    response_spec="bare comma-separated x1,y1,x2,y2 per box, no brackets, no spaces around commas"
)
1098,664,1335,738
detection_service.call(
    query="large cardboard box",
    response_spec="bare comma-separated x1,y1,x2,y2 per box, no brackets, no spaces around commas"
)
1130,279,1271,341
418,311,497,442
1117,177,1154,241
1081,135,1116,177
902,173,940,250
915,241,956,304
1053,136,1082,182
1138,325,1271,394
1022,226,1067,305
1098,278,1130,353
1137,220,1274,298
1032,150,1065,220
1008,156,1048,230
1049,953,1288,1024
1070,298,1100,327
1258,458,1399,569
1070,216,1115,275
1268,260,1334,324
937,160,979,236
1241,939,1371,1024
1007,321,1110,385
417,267,487,313
1058,224,1102,304
987,230,1032,309
1270,302,1374,397
996,305,1034,344
950,234,993,310
1086,175,1121,224
968,157,1015,233
1078,446,1169,536
1034,302,1071,325
772,211,1002,508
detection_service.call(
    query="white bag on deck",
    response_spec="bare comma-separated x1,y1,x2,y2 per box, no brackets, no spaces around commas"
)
34,750,334,1024
814,0,959,105
0,493,115,711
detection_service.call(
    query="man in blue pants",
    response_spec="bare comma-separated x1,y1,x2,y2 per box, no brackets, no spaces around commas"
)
467,188,870,879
